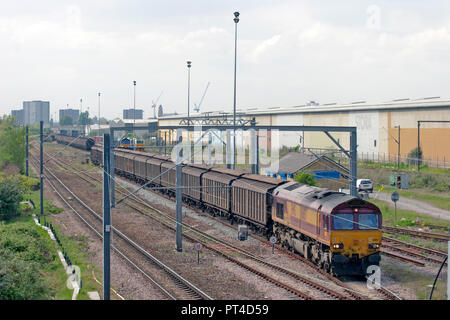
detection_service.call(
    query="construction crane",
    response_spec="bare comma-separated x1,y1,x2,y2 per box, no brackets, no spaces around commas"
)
151,91,164,118
194,82,210,113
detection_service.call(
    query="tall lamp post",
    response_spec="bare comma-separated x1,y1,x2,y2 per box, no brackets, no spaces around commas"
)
232,11,239,169
98,92,101,136
187,61,192,125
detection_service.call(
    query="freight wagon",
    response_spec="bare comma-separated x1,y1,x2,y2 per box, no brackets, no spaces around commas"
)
54,134,95,151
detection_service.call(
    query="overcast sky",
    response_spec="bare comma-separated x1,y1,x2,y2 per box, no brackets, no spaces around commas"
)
1,0,450,120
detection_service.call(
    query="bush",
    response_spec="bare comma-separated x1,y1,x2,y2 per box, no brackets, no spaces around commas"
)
294,172,317,186
0,251,51,299
9,175,40,192
0,178,24,220
407,147,422,166
434,182,449,192
0,222,55,299
411,174,438,189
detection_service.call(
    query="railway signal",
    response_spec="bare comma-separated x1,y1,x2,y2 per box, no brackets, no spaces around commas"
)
270,236,277,254
391,191,399,225
194,243,202,264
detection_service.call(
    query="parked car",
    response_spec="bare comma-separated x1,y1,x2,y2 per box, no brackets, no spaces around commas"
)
357,179,373,193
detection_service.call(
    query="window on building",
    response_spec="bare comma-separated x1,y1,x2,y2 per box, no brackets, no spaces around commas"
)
276,202,284,219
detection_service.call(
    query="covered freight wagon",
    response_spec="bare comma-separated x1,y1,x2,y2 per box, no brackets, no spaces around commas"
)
231,174,285,229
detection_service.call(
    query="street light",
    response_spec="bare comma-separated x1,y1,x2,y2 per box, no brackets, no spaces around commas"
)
233,11,239,170
187,61,192,124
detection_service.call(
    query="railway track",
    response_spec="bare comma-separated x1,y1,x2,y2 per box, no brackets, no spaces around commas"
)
382,236,447,266
29,154,212,300
112,172,402,301
423,224,450,231
383,226,450,242
39,146,363,300
39,143,407,300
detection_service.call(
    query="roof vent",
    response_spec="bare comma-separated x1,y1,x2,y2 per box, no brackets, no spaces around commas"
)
285,183,302,191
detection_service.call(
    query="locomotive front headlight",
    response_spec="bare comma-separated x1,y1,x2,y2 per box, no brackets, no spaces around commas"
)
369,243,380,249
332,243,344,249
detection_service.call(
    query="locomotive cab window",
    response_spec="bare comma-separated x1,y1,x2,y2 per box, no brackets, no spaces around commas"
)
358,214,379,230
276,202,284,219
332,213,354,230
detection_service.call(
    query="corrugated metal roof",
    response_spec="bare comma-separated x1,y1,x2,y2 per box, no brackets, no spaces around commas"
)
159,97,450,120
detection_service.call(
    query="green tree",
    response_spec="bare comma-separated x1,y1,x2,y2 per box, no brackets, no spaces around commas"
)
407,147,422,166
0,178,24,220
294,172,317,186
78,111,92,125
59,115,74,126
0,116,25,173
0,251,51,299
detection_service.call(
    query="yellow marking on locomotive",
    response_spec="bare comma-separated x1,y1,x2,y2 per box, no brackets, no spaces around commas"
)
287,201,301,225
302,207,317,226
330,230,382,258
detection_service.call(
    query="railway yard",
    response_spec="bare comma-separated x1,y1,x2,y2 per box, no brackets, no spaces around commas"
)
3,2,450,312
27,140,449,301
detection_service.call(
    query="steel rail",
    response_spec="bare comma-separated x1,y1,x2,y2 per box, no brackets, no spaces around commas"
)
47,150,362,300
383,236,447,258
29,154,212,300
383,226,450,242
380,249,426,267
40,150,322,300
39,144,396,300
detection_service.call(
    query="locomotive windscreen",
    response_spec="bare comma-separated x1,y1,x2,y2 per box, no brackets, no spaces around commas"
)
332,213,354,230
357,213,379,230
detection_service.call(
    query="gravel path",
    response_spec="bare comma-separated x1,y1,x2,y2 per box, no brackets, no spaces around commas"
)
370,191,450,221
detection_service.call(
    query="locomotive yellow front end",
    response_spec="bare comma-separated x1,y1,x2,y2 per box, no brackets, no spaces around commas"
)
329,204,382,276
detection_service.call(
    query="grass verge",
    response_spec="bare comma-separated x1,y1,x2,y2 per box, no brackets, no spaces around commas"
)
380,187,450,211
369,199,450,229
1,187,102,300
381,259,447,300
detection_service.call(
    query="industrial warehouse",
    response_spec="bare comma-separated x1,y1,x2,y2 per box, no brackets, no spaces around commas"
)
158,97,450,166
1,1,449,313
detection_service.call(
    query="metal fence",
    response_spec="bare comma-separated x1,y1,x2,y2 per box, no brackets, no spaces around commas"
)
297,147,450,170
